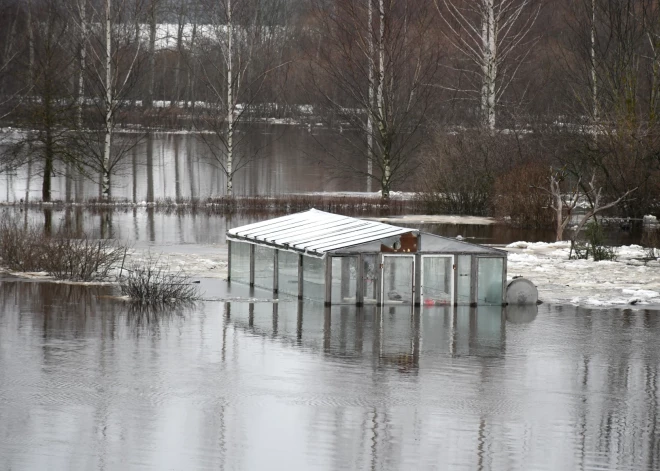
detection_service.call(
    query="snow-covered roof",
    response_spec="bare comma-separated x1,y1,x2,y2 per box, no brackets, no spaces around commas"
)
227,209,417,256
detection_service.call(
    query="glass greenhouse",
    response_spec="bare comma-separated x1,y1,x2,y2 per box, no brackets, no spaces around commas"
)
227,209,507,306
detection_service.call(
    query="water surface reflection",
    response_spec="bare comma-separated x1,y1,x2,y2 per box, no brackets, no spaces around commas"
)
0,279,658,470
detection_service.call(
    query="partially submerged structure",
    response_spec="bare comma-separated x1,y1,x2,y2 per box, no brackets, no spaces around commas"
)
227,209,507,306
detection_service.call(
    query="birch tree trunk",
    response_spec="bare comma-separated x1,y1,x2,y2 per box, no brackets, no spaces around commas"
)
187,13,198,115
27,0,34,94
226,0,234,197
102,0,113,199
481,0,497,131
590,0,598,127
377,0,391,199
436,0,539,132
147,0,156,109
76,0,87,128
366,0,374,193
172,3,185,107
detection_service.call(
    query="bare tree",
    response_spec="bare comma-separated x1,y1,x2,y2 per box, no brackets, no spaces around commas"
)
559,0,660,216
74,0,145,199
434,0,540,130
5,0,82,202
194,0,289,196
310,0,439,198
534,169,637,241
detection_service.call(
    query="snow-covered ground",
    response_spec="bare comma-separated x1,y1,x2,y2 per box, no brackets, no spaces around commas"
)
3,237,658,309
505,242,660,308
128,240,659,309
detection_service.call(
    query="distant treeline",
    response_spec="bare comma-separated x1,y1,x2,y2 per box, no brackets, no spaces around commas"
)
0,0,658,220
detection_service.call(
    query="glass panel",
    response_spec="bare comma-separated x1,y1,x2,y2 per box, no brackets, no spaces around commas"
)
382,256,414,304
331,257,357,304
362,255,378,304
253,246,274,290
422,256,453,306
230,241,251,284
457,255,472,304
278,251,299,297
477,258,504,305
302,255,325,302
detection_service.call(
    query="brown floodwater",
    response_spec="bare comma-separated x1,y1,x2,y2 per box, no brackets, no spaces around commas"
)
0,278,658,470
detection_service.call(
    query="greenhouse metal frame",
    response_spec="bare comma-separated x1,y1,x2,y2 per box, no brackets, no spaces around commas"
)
227,209,507,306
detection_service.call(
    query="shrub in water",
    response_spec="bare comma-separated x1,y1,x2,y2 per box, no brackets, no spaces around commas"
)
0,217,48,272
0,213,128,281
570,221,618,261
44,235,127,281
120,256,199,304
641,228,660,260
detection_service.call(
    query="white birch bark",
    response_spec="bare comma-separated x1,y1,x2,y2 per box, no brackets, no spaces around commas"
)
366,0,374,193
102,0,112,199
377,0,390,198
481,0,497,131
148,0,156,109
27,0,34,93
172,3,185,107
226,0,234,197
76,0,87,128
436,0,539,132
590,0,598,126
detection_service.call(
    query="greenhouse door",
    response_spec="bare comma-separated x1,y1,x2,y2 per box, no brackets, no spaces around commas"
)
421,255,454,306
381,255,415,305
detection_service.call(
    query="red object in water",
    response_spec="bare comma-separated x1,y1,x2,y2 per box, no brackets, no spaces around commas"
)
423,298,436,306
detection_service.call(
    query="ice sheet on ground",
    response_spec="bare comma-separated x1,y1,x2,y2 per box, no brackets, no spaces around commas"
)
505,242,660,308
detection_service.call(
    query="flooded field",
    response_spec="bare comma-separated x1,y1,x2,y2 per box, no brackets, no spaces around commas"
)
0,127,371,202
0,279,658,470
0,205,655,470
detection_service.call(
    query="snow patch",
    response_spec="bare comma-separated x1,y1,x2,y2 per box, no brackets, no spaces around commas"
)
506,241,660,309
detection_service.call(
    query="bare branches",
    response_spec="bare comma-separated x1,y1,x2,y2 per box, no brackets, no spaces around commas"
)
309,0,439,198
434,0,540,130
533,168,637,242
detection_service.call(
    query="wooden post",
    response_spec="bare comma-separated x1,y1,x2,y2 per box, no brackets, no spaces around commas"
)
324,256,332,305
273,249,279,293
249,244,255,287
272,302,279,335
501,256,507,306
298,254,303,300
296,300,303,341
227,240,231,282
356,255,365,306
470,256,478,307
414,253,422,306
375,254,383,306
